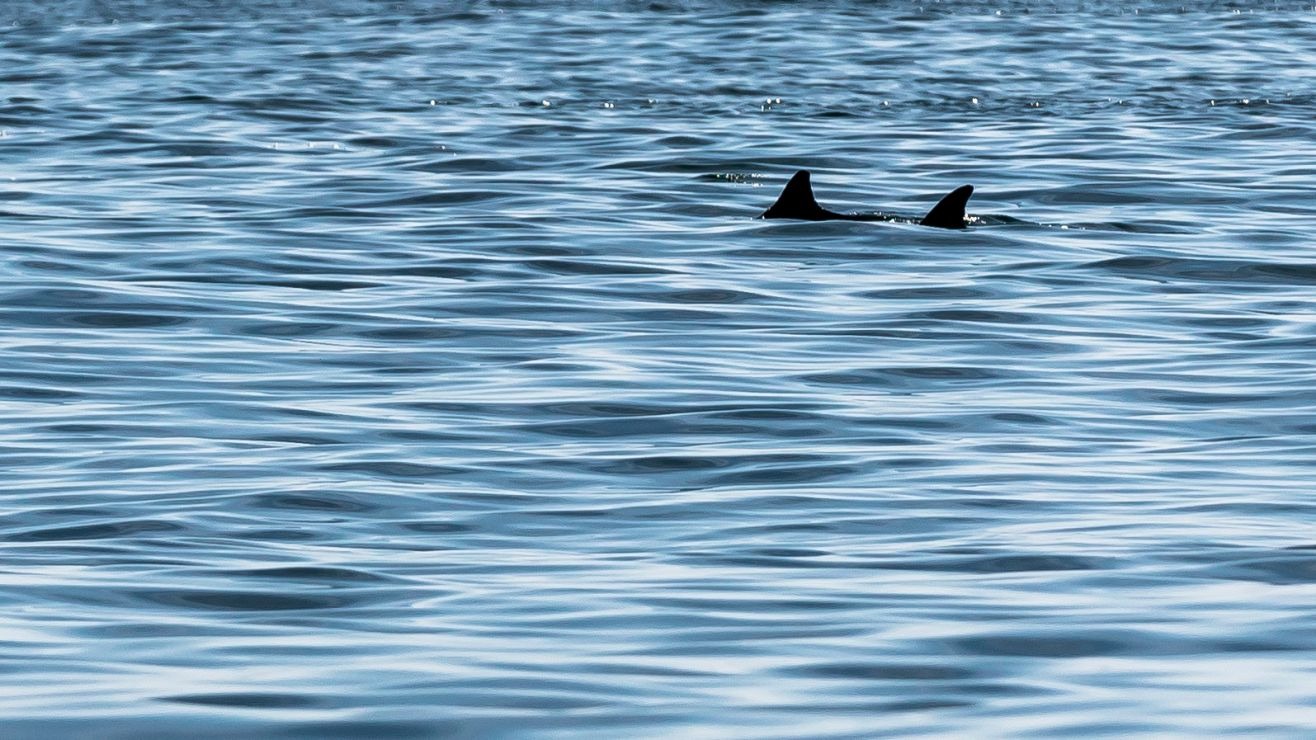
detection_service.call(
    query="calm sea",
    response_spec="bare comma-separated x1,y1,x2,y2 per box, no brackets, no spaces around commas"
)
3,1,1316,737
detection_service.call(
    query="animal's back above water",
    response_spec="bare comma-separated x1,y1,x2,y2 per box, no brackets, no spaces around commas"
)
760,170,974,229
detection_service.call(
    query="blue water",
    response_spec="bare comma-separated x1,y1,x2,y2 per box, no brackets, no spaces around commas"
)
4,1,1316,736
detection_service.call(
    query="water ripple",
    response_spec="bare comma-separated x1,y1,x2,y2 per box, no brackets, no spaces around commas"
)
2,1,1316,737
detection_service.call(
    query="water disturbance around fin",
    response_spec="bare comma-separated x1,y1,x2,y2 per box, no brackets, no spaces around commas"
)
759,169,973,229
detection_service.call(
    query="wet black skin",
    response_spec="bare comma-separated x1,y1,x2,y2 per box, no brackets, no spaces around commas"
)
760,170,974,229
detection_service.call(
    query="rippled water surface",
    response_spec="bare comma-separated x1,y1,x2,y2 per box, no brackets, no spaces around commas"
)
4,1,1316,736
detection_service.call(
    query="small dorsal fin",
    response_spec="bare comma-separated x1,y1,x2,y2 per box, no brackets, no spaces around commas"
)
761,170,828,220
919,184,974,229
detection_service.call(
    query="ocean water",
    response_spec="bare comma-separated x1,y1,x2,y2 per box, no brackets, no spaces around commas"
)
3,1,1316,736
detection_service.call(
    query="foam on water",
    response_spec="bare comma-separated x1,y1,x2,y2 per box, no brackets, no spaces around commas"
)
3,1,1316,736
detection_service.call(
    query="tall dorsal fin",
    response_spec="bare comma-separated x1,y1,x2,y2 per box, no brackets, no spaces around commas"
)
761,170,828,220
919,184,974,229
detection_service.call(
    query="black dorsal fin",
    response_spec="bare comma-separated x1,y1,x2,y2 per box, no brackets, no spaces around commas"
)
761,170,828,220
919,184,974,229
921,183,973,226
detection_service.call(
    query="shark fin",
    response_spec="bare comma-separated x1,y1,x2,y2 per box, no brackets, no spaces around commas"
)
761,170,828,220
919,184,974,229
